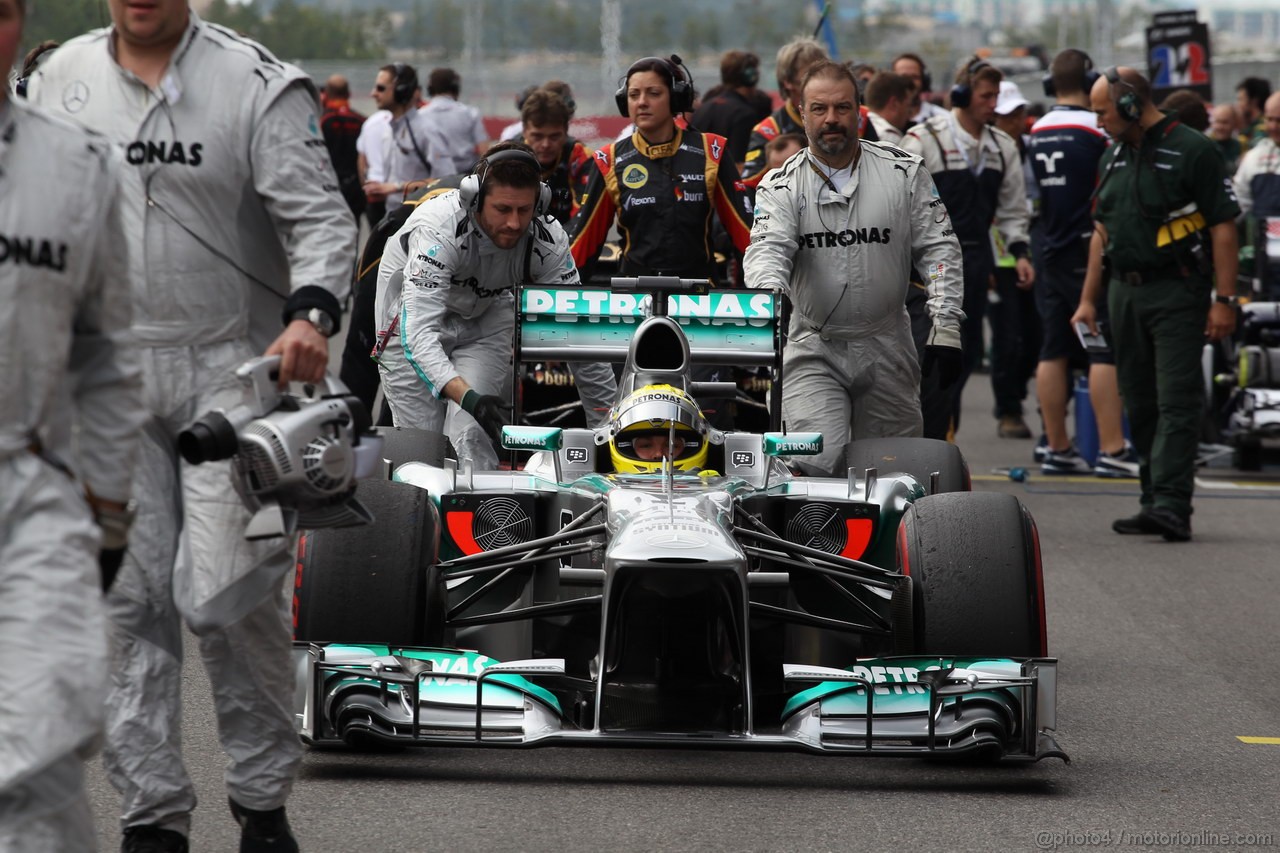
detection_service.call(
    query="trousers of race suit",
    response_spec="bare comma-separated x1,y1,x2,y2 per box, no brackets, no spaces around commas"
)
104,340,301,836
780,310,924,475
0,453,105,852
381,302,618,469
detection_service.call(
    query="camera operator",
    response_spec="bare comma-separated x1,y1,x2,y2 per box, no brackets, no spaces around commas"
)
1072,67,1240,542
0,2,144,848
28,0,357,848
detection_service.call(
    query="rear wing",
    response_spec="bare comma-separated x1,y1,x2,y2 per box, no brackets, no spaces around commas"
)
515,280,787,429
516,284,784,368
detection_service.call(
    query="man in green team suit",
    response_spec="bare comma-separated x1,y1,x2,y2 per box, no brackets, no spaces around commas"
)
1072,67,1241,542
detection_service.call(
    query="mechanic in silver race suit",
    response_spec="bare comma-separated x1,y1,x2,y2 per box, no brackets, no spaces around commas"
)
0,2,143,845
744,60,964,474
27,1,356,849
377,142,614,470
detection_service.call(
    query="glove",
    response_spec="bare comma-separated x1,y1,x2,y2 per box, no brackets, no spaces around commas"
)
100,548,127,593
91,499,135,593
923,345,963,390
461,390,511,447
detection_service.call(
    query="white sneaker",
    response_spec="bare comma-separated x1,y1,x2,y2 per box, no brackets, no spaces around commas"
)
1095,442,1140,478
1041,446,1093,475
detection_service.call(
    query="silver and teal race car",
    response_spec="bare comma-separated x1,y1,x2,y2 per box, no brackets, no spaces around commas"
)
291,278,1066,763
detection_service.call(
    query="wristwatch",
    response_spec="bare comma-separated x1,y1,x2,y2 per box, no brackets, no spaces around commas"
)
1214,294,1241,306
290,306,336,337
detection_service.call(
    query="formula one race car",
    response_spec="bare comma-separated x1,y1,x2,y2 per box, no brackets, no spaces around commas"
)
1204,302,1280,470
291,278,1066,763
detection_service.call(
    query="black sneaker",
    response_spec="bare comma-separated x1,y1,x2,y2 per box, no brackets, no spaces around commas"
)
1112,511,1157,535
121,826,189,853
229,799,300,853
1143,507,1192,542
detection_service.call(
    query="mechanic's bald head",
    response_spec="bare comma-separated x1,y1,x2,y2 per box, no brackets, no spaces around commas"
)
1091,66,1158,142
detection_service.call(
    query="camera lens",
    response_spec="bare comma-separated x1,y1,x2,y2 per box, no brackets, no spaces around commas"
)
178,412,239,464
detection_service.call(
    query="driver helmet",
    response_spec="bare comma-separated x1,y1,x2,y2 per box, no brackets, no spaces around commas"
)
608,383,710,473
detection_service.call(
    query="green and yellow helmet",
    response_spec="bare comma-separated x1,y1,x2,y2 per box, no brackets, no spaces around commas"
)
608,383,710,473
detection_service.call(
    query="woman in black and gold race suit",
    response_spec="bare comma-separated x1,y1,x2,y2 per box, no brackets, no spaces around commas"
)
569,55,753,282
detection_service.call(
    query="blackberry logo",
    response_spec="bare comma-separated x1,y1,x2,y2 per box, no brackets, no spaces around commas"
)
566,447,588,463
731,451,755,467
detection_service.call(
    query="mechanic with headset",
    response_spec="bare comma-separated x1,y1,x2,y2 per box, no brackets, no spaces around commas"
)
740,38,876,183
377,141,615,470
28,1,358,849
901,56,1035,436
0,0,144,846
891,52,947,126
744,61,964,476
1028,48,1136,478
569,53,753,282
364,62,453,211
689,49,768,172
1072,67,1240,543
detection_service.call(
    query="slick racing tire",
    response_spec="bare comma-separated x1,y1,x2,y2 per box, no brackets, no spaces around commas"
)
374,426,452,474
896,492,1045,658
842,437,971,494
294,479,446,646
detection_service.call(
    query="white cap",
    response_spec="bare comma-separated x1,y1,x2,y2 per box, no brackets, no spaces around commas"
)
995,80,1029,115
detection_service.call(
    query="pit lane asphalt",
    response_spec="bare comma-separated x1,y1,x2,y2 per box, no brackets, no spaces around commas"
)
85,365,1280,852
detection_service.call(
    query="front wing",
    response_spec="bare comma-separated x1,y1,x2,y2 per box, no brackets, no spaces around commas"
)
293,644,1067,762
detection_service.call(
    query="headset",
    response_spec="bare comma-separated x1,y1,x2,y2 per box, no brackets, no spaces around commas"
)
458,148,551,217
947,56,993,110
949,57,992,109
1042,48,1100,98
742,63,760,87
614,55,694,117
1105,66,1142,123
390,63,417,106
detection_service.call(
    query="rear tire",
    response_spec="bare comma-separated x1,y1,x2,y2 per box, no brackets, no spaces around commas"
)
897,492,1045,658
843,437,970,493
374,426,452,474
294,479,445,646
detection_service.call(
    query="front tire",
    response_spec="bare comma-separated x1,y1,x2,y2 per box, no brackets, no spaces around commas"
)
294,479,445,646
896,492,1045,657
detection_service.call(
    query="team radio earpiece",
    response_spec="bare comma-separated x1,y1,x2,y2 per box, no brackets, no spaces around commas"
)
614,55,694,117
458,148,552,217
1104,66,1141,123
390,63,417,106
1042,48,1101,98
949,57,991,109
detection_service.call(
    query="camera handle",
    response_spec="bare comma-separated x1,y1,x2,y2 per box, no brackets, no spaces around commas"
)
235,355,350,418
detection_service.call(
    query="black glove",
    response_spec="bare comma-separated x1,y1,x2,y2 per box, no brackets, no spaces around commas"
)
461,390,511,447
91,499,135,593
923,345,963,389
100,548,127,593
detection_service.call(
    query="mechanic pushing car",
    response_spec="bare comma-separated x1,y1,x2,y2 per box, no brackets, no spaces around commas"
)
27,0,357,848
608,384,712,472
377,142,615,470
0,0,145,845
744,60,965,475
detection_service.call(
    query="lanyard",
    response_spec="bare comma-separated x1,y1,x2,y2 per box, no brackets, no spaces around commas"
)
949,113,985,176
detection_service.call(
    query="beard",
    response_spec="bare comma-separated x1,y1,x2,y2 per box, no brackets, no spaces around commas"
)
810,124,853,158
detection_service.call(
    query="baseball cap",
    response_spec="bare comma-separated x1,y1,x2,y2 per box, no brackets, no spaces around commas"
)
995,81,1029,115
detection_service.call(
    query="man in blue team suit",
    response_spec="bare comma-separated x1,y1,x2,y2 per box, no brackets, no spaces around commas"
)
1029,48,1138,477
